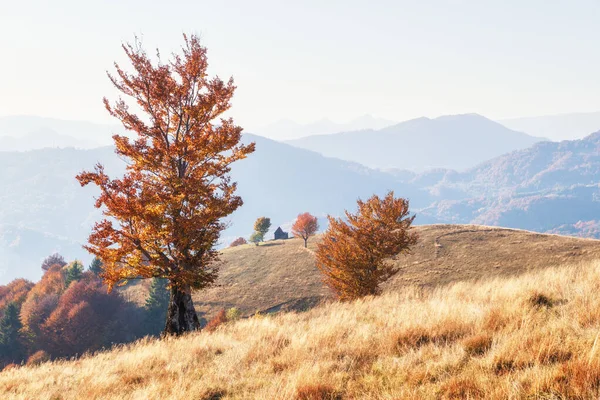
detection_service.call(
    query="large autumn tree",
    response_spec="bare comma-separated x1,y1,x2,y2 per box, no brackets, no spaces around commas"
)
77,34,255,335
315,191,418,301
291,212,319,248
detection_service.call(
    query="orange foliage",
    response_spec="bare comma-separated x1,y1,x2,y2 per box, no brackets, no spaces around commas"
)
291,212,319,248
75,34,254,334
40,275,139,357
315,191,418,301
0,279,34,311
205,310,228,332
19,265,66,333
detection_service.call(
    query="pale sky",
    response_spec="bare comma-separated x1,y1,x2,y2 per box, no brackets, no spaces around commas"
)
1,0,600,131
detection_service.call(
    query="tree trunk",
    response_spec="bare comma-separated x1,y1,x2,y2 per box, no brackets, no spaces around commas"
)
163,284,200,336
304,238,308,248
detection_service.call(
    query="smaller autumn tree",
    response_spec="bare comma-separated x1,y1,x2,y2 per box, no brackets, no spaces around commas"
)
41,253,67,273
315,191,418,301
291,212,319,248
253,217,271,241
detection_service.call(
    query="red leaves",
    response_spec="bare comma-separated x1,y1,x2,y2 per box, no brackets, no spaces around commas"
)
315,191,418,301
76,34,254,292
291,213,319,248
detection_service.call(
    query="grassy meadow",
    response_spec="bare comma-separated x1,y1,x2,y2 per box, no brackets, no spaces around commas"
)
3,259,600,399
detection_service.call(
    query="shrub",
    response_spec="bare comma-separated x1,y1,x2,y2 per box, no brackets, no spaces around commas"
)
226,307,241,321
205,310,228,332
229,237,247,247
26,350,50,366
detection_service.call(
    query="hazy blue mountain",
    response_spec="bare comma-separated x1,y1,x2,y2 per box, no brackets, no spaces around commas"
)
0,121,597,285
417,132,600,232
255,114,396,140
500,111,600,141
0,115,124,149
286,114,546,171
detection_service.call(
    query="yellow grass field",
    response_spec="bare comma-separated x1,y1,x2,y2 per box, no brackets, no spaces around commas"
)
4,257,600,399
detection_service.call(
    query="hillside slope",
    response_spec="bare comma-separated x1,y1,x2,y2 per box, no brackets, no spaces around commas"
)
286,114,545,171
4,259,600,399
122,225,600,319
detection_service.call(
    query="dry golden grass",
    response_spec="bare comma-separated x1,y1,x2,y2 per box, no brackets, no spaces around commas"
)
4,259,600,399
124,224,600,320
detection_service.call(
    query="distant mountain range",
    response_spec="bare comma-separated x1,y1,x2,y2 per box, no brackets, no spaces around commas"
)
0,116,598,284
255,114,396,140
415,131,600,235
500,111,600,141
286,114,546,171
0,115,124,150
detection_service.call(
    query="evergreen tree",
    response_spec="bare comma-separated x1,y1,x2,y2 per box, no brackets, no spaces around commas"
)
144,278,170,336
0,302,25,363
64,261,84,288
89,257,103,276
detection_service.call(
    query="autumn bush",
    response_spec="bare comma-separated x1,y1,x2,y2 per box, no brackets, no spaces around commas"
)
229,237,248,247
205,310,228,332
40,274,143,357
0,279,34,312
226,307,241,321
316,191,418,300
0,258,149,367
26,350,49,366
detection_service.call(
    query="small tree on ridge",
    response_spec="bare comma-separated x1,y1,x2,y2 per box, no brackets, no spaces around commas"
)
291,212,319,248
253,217,271,241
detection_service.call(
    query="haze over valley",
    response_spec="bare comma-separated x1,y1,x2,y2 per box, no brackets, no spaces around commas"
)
0,114,599,283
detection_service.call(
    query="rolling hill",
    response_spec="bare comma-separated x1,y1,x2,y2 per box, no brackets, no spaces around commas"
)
122,225,600,320
286,114,546,171
3,241,600,399
255,114,395,140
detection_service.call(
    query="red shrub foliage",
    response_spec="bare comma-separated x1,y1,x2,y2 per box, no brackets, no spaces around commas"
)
205,310,228,332
316,191,417,301
40,274,142,357
229,237,248,247
26,350,50,366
